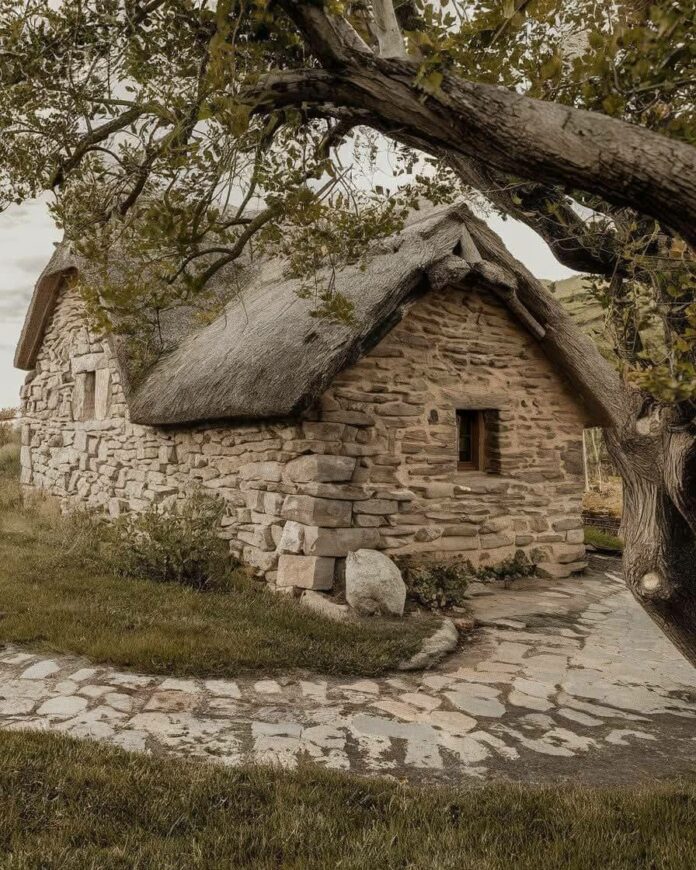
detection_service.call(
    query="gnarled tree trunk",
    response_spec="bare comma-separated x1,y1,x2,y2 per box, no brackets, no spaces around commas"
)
605,422,696,666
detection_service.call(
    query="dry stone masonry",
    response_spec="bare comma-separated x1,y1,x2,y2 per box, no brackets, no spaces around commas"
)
19,279,587,593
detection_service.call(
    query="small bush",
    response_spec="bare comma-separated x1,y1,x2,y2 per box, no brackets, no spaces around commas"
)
0,440,22,517
474,550,538,585
401,550,538,610
400,560,471,611
0,409,18,450
108,493,235,591
0,442,20,476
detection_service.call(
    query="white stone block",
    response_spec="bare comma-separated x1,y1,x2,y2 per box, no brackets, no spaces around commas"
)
278,521,306,554
284,455,356,483
276,555,335,590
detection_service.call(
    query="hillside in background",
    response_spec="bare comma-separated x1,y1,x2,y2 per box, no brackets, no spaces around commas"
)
548,274,665,368
545,275,608,352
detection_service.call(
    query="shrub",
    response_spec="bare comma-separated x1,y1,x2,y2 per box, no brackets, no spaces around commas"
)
0,439,22,516
0,442,20,477
0,408,18,449
400,550,539,610
400,560,471,611
474,550,538,585
108,493,235,591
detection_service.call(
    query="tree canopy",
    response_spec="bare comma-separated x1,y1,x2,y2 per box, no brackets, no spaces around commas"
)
1,0,694,395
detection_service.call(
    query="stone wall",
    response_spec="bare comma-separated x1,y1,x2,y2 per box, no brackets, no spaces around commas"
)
19,280,588,590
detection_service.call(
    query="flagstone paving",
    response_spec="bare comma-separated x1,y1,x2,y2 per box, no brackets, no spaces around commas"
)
1,555,694,785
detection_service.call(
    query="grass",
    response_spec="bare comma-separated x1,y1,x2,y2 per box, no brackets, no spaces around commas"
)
0,444,434,677
585,525,624,553
1,730,695,869
583,476,623,517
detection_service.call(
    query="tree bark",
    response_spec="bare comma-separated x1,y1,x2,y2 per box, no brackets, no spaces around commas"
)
251,60,696,249
607,424,696,667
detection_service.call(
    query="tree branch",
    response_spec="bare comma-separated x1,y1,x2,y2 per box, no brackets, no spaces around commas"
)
370,0,408,59
48,106,144,188
175,118,356,288
276,0,371,67
250,17,696,249
446,155,620,276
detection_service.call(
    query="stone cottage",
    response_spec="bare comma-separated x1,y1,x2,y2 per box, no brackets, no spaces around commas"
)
15,202,590,594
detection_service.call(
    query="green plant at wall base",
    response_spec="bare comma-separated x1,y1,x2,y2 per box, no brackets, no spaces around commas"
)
401,551,538,611
400,560,471,611
108,493,236,592
475,551,539,585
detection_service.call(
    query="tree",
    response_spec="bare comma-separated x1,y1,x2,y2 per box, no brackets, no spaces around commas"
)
1,0,695,663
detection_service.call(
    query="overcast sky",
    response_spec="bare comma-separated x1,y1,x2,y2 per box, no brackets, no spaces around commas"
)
0,197,576,409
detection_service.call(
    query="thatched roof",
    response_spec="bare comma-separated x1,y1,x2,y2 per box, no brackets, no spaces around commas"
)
15,244,79,371
16,201,585,427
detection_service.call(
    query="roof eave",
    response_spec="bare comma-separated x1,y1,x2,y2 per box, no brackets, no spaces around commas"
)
14,244,78,371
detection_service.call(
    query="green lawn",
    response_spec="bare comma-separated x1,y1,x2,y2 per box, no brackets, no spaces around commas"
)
585,525,623,553
0,445,434,677
1,730,695,869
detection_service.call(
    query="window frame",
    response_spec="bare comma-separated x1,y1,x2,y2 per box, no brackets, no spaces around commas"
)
456,409,486,471
81,370,97,421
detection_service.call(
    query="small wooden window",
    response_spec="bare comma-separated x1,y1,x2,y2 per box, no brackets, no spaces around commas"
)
457,410,483,470
457,409,500,472
82,371,96,420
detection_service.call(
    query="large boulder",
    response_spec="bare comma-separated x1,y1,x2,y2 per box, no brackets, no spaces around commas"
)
345,549,406,617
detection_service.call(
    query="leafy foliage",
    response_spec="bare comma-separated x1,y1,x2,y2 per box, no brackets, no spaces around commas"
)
108,492,235,591
401,550,538,610
0,0,693,403
0,0,461,359
400,559,471,610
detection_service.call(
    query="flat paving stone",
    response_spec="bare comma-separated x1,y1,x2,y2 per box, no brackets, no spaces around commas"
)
0,557,694,786
20,661,60,680
36,696,88,718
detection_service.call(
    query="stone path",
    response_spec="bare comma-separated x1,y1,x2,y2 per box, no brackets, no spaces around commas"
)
1,556,694,785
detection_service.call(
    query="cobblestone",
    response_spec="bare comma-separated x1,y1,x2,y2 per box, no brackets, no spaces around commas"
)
1,557,694,785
